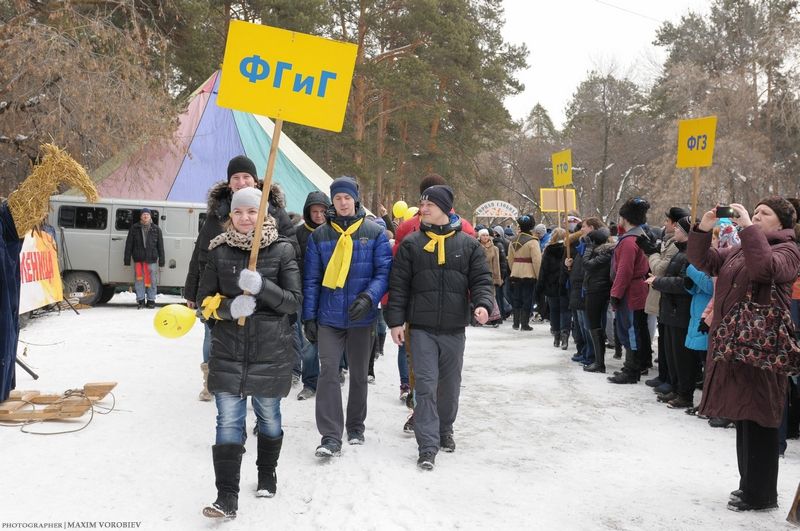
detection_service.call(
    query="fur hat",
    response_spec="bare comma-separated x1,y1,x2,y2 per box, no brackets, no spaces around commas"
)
420,185,454,214
618,197,650,226
756,196,798,230
517,214,535,233
418,173,447,195
231,187,262,211
533,223,547,236
478,228,490,237
330,176,359,201
227,155,257,183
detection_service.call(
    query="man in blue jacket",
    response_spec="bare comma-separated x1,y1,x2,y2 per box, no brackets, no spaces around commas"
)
303,176,392,457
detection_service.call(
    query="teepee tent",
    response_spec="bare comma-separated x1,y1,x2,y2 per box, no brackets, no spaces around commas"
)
91,71,333,213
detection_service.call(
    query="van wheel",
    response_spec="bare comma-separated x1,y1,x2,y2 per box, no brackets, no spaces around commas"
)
63,271,102,306
97,285,116,305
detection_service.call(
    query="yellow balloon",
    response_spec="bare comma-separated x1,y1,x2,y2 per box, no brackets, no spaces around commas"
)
403,206,419,221
392,200,408,219
154,304,197,339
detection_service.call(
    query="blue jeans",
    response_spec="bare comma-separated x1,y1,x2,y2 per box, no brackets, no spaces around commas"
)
293,320,302,376
214,392,282,444
301,341,320,391
398,342,409,386
133,262,158,301
575,309,593,362
202,322,211,363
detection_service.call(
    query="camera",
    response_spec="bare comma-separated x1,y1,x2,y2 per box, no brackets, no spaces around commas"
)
715,205,735,218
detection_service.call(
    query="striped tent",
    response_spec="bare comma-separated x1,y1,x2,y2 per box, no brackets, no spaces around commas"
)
92,70,332,213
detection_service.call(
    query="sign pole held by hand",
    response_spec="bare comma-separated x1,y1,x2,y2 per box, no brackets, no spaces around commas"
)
677,116,717,222
237,119,283,326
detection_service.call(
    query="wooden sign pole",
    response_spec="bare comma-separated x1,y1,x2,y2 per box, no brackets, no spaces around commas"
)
562,187,571,260
690,166,700,222
238,118,283,326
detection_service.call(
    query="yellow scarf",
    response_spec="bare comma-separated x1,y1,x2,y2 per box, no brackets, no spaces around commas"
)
322,218,364,289
424,230,455,265
201,293,226,320
304,223,316,233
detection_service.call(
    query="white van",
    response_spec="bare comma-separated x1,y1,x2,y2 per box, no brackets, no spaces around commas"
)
48,195,207,305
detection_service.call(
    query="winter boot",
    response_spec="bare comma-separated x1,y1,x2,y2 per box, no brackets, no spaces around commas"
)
199,363,212,401
560,330,570,350
553,330,560,347
584,329,606,373
203,444,244,519
520,311,533,331
512,309,520,330
256,432,283,498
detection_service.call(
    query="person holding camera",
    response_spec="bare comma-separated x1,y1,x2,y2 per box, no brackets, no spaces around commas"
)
688,197,800,512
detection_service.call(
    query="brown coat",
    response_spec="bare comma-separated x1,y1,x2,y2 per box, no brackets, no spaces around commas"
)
480,240,502,286
687,225,800,428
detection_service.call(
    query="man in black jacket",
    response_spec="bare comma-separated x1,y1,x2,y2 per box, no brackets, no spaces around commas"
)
124,208,164,309
386,185,494,471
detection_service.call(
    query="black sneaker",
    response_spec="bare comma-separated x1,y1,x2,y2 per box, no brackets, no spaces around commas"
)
137,300,145,310
146,300,155,309
315,441,341,458
403,413,415,434
347,431,365,445
440,434,456,453
417,452,436,470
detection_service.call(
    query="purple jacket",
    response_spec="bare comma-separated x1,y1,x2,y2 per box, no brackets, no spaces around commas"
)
687,225,800,428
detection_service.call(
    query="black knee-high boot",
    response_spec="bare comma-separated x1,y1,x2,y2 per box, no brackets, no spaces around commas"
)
256,432,283,497
204,444,244,519
584,329,606,373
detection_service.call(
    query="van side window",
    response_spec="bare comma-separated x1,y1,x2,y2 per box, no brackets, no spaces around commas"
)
115,209,160,231
199,213,207,231
58,206,108,230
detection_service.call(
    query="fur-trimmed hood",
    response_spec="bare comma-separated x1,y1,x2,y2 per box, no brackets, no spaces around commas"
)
206,181,287,221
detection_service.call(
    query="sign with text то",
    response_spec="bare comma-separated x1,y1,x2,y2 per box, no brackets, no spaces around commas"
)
676,116,717,168
218,20,358,132
551,149,573,187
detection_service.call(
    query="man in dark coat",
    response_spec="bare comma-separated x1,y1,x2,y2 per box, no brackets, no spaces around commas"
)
124,208,165,309
386,185,494,471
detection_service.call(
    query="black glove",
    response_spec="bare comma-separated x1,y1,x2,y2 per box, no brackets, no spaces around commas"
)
698,320,710,334
636,234,659,256
610,296,621,311
348,292,373,322
304,320,318,344
684,276,695,290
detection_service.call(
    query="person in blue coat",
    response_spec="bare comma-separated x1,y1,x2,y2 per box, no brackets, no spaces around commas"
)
684,262,714,409
302,176,392,457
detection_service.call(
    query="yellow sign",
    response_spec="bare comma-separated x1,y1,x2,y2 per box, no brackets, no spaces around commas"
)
218,21,358,132
552,149,573,187
676,116,717,168
539,188,577,212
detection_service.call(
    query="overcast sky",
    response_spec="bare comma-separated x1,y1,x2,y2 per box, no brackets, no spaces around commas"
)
502,0,712,128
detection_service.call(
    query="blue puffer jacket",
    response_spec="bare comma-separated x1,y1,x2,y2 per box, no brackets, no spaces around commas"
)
302,207,392,329
684,264,713,351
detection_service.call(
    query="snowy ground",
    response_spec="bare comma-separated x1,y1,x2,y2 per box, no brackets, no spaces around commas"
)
4,291,800,530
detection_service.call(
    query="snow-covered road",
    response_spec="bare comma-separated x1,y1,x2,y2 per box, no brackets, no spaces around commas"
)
4,292,798,530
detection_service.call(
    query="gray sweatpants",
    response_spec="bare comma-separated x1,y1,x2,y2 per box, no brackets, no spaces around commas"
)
316,324,373,445
409,328,466,454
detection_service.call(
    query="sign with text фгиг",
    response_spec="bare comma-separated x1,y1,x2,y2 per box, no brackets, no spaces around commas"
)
218,21,358,132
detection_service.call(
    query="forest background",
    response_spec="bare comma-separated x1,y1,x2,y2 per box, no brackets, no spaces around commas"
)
1,0,799,223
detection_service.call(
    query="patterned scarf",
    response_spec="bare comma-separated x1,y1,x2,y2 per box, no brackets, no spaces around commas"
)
208,215,279,251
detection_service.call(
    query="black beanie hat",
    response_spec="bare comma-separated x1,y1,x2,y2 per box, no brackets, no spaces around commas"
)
618,197,650,226
517,214,535,233
676,216,692,235
420,185,454,214
665,206,690,223
227,155,257,183
756,196,798,230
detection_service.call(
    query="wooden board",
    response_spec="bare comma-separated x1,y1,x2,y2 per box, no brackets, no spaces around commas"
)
0,382,115,422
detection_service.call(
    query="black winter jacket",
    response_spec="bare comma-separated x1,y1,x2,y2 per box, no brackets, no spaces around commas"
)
197,236,301,397
385,217,494,333
567,240,585,310
296,190,331,265
535,242,568,299
184,181,296,303
124,222,164,266
583,241,614,295
651,243,692,328
493,236,510,279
